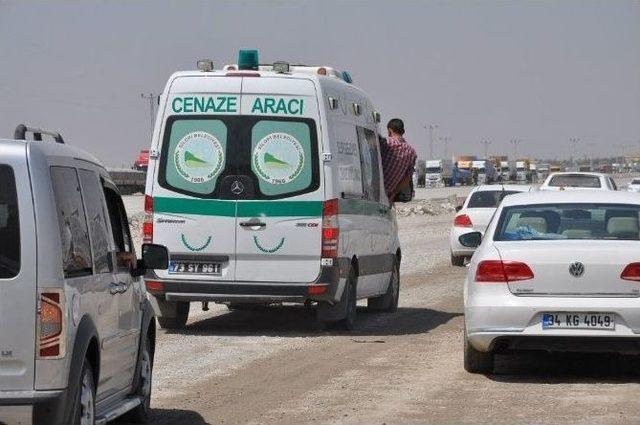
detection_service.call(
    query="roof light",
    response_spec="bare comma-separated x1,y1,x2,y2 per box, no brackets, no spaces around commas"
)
197,59,214,72
273,61,290,73
238,49,259,71
317,67,328,76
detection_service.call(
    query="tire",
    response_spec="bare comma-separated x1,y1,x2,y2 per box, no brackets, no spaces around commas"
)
464,331,494,374
451,254,465,267
71,358,96,425
121,335,153,423
333,268,358,331
368,259,400,312
157,301,189,329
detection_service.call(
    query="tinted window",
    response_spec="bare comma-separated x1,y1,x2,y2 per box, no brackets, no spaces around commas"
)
103,186,134,270
467,191,519,208
51,167,93,277
78,170,111,274
0,165,20,279
548,174,601,188
495,203,640,241
357,127,381,202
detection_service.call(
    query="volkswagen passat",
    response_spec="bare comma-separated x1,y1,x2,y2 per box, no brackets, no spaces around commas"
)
462,191,640,373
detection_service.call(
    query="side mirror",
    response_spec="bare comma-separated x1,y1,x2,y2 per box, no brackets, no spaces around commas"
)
455,205,463,212
458,232,482,248
141,244,169,270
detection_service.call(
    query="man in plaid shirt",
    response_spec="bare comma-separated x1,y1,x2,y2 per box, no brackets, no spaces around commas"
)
380,118,417,201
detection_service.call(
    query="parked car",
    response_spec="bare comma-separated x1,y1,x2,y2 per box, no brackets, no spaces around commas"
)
450,185,532,266
539,172,617,191
627,178,640,192
461,190,640,373
143,51,401,331
133,149,150,171
0,125,167,424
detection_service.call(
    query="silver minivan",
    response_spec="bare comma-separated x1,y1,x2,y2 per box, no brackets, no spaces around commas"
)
0,126,168,425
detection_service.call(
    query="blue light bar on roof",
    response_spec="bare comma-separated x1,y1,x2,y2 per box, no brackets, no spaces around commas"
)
238,50,259,71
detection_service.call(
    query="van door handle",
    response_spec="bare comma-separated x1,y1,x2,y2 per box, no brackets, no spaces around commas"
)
239,221,266,228
109,282,122,295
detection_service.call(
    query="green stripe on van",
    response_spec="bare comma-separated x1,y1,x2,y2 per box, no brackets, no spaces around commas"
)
153,197,322,217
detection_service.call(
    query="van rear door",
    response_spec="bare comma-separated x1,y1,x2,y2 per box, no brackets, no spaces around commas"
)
151,77,241,282
0,145,36,391
234,78,323,283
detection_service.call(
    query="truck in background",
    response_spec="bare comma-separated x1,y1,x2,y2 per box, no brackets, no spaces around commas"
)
471,159,497,184
456,155,476,185
424,159,453,187
515,159,530,182
537,163,550,182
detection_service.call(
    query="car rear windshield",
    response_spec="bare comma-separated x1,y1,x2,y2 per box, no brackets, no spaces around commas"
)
467,190,519,208
0,165,19,278
632,179,640,185
159,116,319,199
548,174,601,188
495,203,640,241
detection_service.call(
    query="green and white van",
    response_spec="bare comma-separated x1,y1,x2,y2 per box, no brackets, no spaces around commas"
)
144,51,401,330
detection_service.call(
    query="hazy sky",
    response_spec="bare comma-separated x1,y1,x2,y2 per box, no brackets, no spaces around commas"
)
1,0,638,166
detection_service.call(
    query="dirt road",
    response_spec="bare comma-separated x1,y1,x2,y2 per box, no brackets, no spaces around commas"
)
119,212,640,425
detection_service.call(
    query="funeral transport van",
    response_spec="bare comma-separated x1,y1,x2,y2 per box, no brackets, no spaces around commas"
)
143,51,401,330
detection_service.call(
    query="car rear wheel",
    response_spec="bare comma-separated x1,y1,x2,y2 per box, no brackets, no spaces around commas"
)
451,254,465,267
464,331,494,374
121,335,153,423
157,301,189,329
72,358,95,425
367,259,400,312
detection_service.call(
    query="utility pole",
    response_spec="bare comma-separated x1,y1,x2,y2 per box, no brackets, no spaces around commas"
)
481,140,491,159
425,124,438,160
141,93,159,142
510,139,522,159
439,136,451,160
569,137,580,167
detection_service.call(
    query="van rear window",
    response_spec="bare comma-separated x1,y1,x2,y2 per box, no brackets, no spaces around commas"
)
159,116,319,199
0,165,19,279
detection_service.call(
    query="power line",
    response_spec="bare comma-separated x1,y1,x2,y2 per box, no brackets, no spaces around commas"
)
140,93,160,142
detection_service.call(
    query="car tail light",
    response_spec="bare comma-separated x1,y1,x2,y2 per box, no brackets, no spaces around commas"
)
621,263,640,281
145,280,165,293
38,291,64,358
476,260,534,283
322,199,339,258
454,214,473,228
307,284,328,296
143,195,153,243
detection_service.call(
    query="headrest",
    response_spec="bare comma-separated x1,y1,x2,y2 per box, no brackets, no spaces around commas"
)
561,229,592,239
607,216,639,238
517,216,548,233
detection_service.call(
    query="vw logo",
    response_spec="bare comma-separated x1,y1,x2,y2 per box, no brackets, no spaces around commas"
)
230,180,244,195
569,261,585,278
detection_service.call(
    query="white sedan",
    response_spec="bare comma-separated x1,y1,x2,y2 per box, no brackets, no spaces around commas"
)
627,178,640,192
450,185,532,266
462,190,640,373
539,171,617,191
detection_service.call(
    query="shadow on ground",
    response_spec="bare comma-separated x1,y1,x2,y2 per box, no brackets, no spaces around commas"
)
164,304,462,338
113,408,209,425
490,351,640,383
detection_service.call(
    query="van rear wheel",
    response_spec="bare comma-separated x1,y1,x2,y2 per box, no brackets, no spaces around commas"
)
71,357,95,425
332,269,358,330
157,301,189,329
367,260,399,312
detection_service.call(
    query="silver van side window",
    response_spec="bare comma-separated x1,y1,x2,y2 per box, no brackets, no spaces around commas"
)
50,167,93,278
78,170,111,274
0,165,19,279
102,186,135,271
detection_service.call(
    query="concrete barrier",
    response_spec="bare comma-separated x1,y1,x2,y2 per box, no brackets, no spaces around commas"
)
108,168,146,194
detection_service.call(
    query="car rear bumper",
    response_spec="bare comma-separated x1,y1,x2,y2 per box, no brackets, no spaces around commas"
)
145,260,346,304
0,389,66,425
466,284,640,352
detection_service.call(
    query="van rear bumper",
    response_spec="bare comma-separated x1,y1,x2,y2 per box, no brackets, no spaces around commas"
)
0,389,66,425
146,260,346,304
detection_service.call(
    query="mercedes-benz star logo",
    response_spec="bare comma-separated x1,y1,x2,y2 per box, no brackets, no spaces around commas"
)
230,180,244,195
569,261,585,278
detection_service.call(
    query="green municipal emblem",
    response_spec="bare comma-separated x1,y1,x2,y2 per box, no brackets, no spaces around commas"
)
174,131,224,184
253,236,285,253
253,132,304,185
181,234,212,252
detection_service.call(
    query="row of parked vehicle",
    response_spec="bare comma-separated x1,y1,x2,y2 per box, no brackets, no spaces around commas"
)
449,171,640,373
1,51,403,424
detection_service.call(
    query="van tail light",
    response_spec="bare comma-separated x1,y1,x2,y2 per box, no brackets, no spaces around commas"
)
38,291,65,358
454,214,473,228
145,280,165,293
621,263,640,281
476,260,534,283
321,199,339,258
143,195,153,243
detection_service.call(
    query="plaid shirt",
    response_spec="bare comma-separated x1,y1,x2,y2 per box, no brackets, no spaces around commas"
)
380,136,417,197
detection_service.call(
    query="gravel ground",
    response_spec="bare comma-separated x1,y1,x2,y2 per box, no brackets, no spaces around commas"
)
116,182,640,425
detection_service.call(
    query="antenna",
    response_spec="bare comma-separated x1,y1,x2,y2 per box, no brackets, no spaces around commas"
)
141,93,160,142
